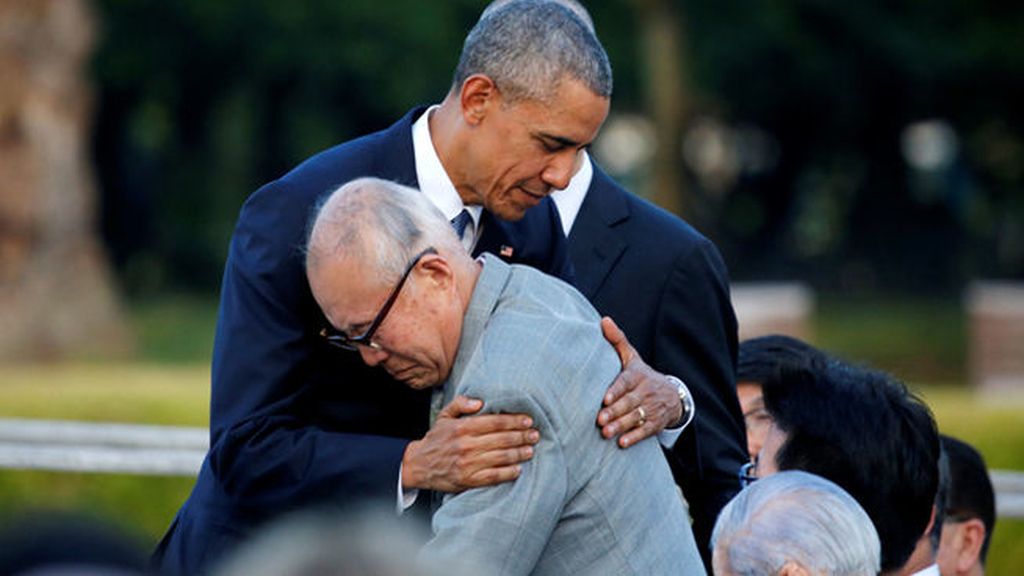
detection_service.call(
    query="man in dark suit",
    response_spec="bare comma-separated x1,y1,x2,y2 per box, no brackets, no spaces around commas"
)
154,3,687,574
553,151,748,565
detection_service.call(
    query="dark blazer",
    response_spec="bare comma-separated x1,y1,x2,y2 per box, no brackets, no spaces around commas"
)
568,164,747,568
153,107,571,576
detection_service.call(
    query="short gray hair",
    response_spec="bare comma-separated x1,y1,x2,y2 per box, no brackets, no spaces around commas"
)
481,0,594,33
454,0,612,104
305,177,460,281
712,471,881,576
213,507,474,576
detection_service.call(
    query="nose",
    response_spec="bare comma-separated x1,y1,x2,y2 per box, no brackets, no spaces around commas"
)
541,150,579,191
358,344,389,367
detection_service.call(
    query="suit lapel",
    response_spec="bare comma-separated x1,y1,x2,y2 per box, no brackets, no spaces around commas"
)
568,167,630,299
375,107,426,188
474,210,516,259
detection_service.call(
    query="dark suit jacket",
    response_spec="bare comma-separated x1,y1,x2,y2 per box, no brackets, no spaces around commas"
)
153,107,571,576
568,164,747,567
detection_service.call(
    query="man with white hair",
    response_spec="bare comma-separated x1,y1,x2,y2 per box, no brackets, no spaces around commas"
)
712,470,881,576
305,177,704,575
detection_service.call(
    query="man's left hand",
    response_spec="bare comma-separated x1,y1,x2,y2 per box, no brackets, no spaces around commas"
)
597,316,683,448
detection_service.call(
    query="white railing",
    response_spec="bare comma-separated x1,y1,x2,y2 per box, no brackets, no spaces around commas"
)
0,418,1022,518
0,418,205,476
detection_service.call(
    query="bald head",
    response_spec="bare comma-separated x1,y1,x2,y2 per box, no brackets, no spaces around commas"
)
306,178,465,282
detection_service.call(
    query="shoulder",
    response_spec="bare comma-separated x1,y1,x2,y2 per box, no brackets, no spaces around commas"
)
467,267,616,392
232,109,422,266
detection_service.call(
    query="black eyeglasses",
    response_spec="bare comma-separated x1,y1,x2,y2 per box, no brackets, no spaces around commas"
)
320,246,438,352
739,459,758,488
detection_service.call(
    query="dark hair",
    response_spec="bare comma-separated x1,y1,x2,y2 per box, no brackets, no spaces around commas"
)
941,434,996,564
453,0,612,103
737,334,826,385
762,359,940,572
0,510,149,574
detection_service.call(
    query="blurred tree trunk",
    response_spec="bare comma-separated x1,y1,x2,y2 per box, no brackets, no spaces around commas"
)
631,0,691,217
0,0,130,360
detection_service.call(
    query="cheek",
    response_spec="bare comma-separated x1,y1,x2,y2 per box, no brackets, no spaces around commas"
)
757,426,787,477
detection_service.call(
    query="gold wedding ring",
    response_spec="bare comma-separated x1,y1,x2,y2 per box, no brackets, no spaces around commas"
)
636,406,647,427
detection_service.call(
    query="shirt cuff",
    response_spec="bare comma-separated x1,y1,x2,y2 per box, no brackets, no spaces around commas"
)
397,463,419,514
657,425,683,448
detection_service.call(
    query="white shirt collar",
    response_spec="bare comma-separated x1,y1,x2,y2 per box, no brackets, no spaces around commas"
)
412,106,482,251
550,150,594,236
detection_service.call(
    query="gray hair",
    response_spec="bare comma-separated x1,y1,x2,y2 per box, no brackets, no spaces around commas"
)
454,0,612,104
213,507,475,576
305,177,460,281
481,0,595,33
712,470,881,576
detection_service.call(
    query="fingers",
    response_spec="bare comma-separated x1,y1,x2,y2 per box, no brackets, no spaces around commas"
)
598,386,642,429
439,395,485,418
464,464,523,488
617,420,654,449
600,316,636,366
599,394,646,440
598,365,681,447
403,407,539,493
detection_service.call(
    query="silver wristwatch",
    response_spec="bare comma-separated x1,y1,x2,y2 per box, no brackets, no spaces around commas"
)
665,375,695,430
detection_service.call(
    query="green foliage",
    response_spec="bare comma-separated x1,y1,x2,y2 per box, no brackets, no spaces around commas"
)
129,295,218,364
94,0,487,292
91,0,1024,295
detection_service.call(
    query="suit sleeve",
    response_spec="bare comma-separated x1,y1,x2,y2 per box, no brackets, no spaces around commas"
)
205,193,414,514
653,238,747,562
418,394,566,576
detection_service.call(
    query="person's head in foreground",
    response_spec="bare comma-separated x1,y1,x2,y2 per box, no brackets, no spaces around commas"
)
736,334,827,460
758,358,941,574
213,507,466,576
306,177,477,389
711,470,881,576
936,435,996,576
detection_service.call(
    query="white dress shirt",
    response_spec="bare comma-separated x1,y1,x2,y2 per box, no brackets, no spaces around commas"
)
412,105,482,251
550,150,594,235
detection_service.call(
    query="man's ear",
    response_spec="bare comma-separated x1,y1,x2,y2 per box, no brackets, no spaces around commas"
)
956,518,987,572
417,253,454,290
459,74,500,126
923,504,938,540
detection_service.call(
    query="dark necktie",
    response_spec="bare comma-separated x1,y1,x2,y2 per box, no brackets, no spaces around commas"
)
450,209,472,242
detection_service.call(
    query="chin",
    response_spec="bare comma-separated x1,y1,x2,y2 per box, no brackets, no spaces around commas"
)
491,203,529,222
402,374,441,390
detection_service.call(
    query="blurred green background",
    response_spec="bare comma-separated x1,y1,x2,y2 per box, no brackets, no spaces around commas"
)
2,0,1023,573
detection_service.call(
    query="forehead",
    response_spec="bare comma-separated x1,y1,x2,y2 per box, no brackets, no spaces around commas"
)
505,79,609,141
736,381,764,407
311,257,392,324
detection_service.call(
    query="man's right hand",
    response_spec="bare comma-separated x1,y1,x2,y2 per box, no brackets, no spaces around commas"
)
401,395,539,493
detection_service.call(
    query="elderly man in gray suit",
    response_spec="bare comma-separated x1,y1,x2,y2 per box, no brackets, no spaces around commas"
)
306,177,704,576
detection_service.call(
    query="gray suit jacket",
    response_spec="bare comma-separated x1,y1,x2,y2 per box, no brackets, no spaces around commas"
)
419,254,705,576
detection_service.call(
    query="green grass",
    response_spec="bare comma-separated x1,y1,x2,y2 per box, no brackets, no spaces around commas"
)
816,296,967,384
0,363,209,426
